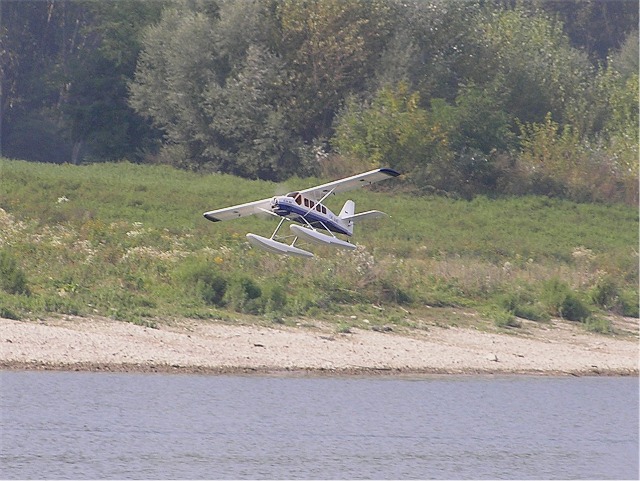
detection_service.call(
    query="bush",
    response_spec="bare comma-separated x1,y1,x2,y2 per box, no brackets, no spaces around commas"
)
560,292,591,322
540,278,571,317
591,278,639,317
584,317,613,334
590,276,640,317
0,305,21,320
376,278,414,305
487,307,522,328
199,275,228,306
179,263,227,306
319,278,366,305
0,250,29,295
590,276,620,310
516,304,551,322
540,278,590,321
224,276,263,314
619,290,639,318
3,114,72,164
264,284,287,314
499,290,550,322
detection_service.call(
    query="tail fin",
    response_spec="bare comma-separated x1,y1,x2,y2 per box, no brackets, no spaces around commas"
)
338,200,355,236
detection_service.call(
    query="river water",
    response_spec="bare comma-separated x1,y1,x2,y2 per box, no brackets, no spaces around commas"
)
0,371,637,479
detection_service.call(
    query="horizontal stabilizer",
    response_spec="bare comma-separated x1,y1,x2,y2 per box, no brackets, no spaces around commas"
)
340,210,388,222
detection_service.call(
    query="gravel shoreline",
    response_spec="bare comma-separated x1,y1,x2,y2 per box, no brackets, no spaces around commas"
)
1,316,638,376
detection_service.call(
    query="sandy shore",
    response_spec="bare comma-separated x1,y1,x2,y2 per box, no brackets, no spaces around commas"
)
1,315,638,376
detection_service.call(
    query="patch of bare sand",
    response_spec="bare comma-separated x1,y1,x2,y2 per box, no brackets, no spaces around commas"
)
1,316,638,375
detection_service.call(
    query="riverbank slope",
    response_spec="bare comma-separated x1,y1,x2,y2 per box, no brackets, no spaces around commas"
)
1,316,637,375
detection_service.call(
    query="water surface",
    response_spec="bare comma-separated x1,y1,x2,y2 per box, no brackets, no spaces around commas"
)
1,372,637,479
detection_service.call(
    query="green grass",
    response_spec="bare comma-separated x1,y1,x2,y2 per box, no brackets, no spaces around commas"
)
1,158,638,332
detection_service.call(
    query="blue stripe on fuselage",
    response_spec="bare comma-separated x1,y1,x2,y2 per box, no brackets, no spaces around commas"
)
275,203,351,236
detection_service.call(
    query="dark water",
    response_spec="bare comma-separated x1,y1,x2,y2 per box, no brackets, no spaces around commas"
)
0,371,637,479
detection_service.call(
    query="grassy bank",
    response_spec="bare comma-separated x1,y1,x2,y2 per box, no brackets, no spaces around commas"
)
1,159,637,333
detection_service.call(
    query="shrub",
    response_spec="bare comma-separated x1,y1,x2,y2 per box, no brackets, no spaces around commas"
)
487,307,522,328
420,277,466,308
619,289,639,318
199,276,228,306
584,317,612,334
0,250,29,295
41,295,82,316
590,276,620,310
513,303,551,322
591,278,639,317
224,276,263,314
376,278,414,305
319,279,366,305
560,292,591,322
0,306,21,320
179,263,227,306
264,284,287,314
3,114,72,164
499,290,550,322
540,278,590,321
540,278,571,317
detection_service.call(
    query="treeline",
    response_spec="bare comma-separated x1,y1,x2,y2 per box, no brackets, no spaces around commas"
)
2,0,638,203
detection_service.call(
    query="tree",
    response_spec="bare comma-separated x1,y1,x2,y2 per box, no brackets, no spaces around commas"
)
1,0,88,162
1,0,163,164
64,1,163,163
129,0,398,179
129,1,313,180
436,84,514,155
202,45,310,179
372,0,488,102
130,5,224,164
534,0,639,64
597,47,639,197
275,0,395,142
333,83,450,183
478,7,593,126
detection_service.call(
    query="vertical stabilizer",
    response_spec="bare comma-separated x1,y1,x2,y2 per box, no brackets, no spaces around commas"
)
338,200,355,235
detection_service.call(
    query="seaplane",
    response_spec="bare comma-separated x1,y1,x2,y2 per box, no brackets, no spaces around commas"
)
203,167,400,258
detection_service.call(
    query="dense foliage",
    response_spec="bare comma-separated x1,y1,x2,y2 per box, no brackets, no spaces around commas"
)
1,0,638,203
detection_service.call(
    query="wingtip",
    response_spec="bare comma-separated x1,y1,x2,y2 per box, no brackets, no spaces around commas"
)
203,212,221,222
380,167,401,177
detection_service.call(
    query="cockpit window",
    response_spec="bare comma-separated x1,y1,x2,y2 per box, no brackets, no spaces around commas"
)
287,192,303,205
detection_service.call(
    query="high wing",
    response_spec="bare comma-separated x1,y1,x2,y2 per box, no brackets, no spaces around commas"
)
203,167,400,222
299,168,400,200
203,198,271,222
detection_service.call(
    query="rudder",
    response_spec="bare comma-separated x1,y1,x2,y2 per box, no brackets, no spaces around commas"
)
338,200,355,235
